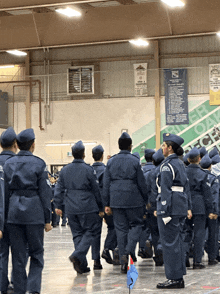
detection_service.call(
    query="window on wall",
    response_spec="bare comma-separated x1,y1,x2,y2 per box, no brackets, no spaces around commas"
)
67,65,94,95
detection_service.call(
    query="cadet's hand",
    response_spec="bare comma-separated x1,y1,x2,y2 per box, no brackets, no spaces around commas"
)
0,231,3,239
146,203,151,210
213,214,218,220
187,210,192,219
154,211,157,217
99,211,104,218
208,213,215,220
105,206,112,216
45,223,52,232
55,208,62,217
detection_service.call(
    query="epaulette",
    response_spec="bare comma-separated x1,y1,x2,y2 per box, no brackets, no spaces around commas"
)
32,155,46,166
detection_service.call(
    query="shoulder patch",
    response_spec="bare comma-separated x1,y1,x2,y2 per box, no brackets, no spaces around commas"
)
161,166,170,172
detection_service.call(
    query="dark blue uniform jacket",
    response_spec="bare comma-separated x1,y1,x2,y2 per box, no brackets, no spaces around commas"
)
102,150,148,208
204,170,219,215
4,150,51,225
143,162,155,213
186,164,213,215
54,159,103,215
157,154,189,217
92,162,106,197
0,151,16,231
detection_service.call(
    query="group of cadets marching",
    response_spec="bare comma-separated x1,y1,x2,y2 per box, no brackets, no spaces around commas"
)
0,127,220,293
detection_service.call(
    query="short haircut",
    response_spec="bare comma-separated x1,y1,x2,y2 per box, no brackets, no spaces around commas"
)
188,155,200,164
118,138,132,150
145,152,154,162
0,139,16,149
92,152,103,161
17,139,34,151
72,149,84,159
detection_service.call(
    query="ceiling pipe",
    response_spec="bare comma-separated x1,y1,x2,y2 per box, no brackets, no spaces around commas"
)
0,0,108,12
0,31,216,53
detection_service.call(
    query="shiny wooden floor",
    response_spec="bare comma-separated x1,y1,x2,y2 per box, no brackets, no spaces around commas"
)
32,224,220,293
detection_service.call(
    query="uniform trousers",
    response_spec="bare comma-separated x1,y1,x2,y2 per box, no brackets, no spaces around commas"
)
192,215,206,263
68,213,100,270
91,215,103,260
158,216,186,280
205,218,217,261
147,213,162,256
103,214,117,250
8,224,44,294
112,207,144,261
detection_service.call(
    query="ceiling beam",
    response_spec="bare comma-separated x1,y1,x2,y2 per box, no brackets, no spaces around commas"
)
116,0,136,5
0,11,12,16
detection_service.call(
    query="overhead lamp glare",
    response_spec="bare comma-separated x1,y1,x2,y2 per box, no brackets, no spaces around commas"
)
6,50,27,56
0,65,15,69
129,39,149,47
161,0,185,7
217,32,220,37
56,7,81,17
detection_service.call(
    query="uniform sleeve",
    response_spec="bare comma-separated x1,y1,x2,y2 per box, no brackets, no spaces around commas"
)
160,164,173,217
0,168,4,232
211,177,219,215
102,164,111,207
136,164,148,204
89,169,103,212
149,170,157,211
38,168,52,224
53,172,66,210
201,174,214,215
185,178,192,211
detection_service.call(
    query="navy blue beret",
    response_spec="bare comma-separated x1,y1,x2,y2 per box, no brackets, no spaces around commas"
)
72,140,85,153
133,152,140,159
200,154,212,169
199,146,208,158
163,133,184,146
17,128,35,143
144,149,155,156
152,148,164,164
188,147,200,159
183,153,190,165
211,154,220,165
209,147,219,158
0,127,16,146
119,132,131,140
92,145,104,154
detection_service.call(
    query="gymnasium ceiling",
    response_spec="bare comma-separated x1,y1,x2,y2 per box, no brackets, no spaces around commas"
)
0,0,220,52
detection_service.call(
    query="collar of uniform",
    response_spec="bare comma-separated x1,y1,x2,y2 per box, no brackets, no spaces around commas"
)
119,150,131,154
145,162,154,166
17,150,33,156
0,150,15,156
92,162,104,166
189,163,200,168
72,159,84,163
164,153,177,162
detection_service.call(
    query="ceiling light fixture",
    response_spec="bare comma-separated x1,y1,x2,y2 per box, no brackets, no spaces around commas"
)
217,32,220,37
6,50,27,56
161,0,185,7
0,65,15,69
46,142,96,147
56,7,81,17
129,39,149,47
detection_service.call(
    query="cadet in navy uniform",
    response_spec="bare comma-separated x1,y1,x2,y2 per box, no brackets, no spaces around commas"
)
103,132,148,274
200,154,219,265
186,147,214,269
4,128,52,294
0,127,17,294
54,141,103,274
156,133,191,289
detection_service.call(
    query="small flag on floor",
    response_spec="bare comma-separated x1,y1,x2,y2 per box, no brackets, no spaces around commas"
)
127,256,138,290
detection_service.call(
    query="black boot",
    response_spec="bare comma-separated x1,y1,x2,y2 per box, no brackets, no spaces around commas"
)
94,259,103,270
101,249,113,264
121,255,128,274
138,248,147,259
145,240,153,258
113,248,121,265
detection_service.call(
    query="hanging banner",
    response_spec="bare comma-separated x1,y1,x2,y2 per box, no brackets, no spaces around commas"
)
133,63,147,96
209,64,220,105
164,68,189,125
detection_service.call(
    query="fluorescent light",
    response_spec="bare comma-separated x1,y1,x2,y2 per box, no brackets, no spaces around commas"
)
129,39,149,47
6,50,27,56
217,32,220,37
46,143,71,146
0,65,15,69
84,142,96,146
161,0,185,7
56,7,81,17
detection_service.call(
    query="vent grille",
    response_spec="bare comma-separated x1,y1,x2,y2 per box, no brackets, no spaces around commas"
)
68,66,94,95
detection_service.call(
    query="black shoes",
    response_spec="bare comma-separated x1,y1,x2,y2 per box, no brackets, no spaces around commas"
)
102,249,113,264
82,267,91,273
145,240,153,258
138,248,148,259
113,248,121,265
130,253,137,262
94,259,103,270
121,255,128,274
157,279,185,289
208,259,218,265
69,255,83,274
153,250,163,266
193,262,205,269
